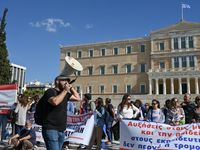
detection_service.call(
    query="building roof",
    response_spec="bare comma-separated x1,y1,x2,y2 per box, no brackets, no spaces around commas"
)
150,19,200,35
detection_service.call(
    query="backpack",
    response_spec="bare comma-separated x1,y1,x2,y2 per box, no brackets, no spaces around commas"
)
34,88,56,125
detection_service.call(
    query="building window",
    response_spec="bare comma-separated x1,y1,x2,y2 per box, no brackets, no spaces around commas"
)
174,38,178,49
89,49,93,57
189,56,194,67
141,45,145,53
174,57,179,68
66,52,71,57
100,86,104,93
189,37,193,48
113,65,118,74
126,46,131,54
159,42,164,50
126,64,131,73
181,37,186,49
140,64,146,72
77,51,82,58
100,66,105,75
182,57,186,67
101,48,105,56
88,86,92,93
140,84,146,93
126,85,131,93
159,62,165,69
113,85,117,93
77,71,81,76
76,86,80,93
88,67,93,75
113,47,118,55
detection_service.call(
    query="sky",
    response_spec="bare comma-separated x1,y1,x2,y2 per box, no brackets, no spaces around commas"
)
0,0,200,83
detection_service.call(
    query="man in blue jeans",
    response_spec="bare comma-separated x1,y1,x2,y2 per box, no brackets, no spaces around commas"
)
41,75,80,150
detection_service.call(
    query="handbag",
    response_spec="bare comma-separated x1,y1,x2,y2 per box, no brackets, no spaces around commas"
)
7,109,18,123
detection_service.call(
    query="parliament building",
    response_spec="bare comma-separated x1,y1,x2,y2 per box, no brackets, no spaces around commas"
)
59,19,200,104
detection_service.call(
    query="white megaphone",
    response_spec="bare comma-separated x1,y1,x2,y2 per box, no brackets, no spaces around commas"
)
60,56,83,84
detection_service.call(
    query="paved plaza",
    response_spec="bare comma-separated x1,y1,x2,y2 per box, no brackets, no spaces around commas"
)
0,138,120,150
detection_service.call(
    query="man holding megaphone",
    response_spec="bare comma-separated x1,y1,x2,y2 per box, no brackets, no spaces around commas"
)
41,74,80,150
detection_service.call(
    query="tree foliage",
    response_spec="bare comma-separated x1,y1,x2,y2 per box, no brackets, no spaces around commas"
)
0,8,12,85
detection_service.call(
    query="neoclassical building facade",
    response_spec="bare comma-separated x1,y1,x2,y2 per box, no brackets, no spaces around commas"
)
59,19,200,98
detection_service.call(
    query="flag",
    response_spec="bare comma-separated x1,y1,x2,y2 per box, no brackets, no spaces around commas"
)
182,4,191,9
0,84,17,114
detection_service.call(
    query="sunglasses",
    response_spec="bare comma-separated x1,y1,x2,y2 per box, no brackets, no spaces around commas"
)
152,103,157,105
145,105,149,106
174,101,179,103
127,98,131,100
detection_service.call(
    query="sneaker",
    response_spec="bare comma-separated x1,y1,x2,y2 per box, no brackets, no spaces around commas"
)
62,144,68,149
105,141,111,144
0,141,4,145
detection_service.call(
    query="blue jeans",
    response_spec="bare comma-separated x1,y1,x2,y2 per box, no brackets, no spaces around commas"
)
106,121,113,142
42,129,65,150
15,124,23,134
0,114,7,141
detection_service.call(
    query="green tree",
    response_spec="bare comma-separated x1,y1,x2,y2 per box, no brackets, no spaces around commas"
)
0,8,12,85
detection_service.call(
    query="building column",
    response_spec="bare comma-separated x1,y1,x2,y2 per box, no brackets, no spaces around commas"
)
186,37,189,48
151,59,153,69
11,66,14,82
163,78,166,95
193,36,196,49
179,57,182,69
149,78,152,95
178,37,181,49
171,38,174,51
187,77,190,94
155,79,159,95
171,57,174,69
179,78,182,94
195,77,199,94
171,78,174,94
186,56,190,67
194,56,197,67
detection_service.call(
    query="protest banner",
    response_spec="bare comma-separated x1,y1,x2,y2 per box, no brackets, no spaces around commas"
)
28,111,95,145
0,84,17,114
120,119,200,150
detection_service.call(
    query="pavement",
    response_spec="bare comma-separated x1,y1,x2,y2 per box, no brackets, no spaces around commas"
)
0,138,120,150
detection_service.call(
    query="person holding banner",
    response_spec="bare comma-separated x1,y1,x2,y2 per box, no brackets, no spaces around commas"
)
87,97,105,150
117,94,139,122
167,98,185,126
189,95,200,123
146,99,165,123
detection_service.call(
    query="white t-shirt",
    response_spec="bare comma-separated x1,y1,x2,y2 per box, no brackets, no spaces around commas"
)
117,104,139,119
15,103,28,126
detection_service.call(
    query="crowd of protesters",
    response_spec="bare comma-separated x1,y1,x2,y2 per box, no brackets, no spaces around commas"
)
1,91,200,150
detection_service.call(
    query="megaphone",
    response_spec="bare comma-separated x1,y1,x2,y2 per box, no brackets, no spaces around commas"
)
60,56,83,84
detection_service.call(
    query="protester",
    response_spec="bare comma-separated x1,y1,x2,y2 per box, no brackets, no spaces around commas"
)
136,99,148,120
167,98,185,126
189,96,200,123
62,101,74,149
145,103,150,111
29,95,39,113
41,75,80,150
82,93,96,113
146,99,165,123
162,99,170,123
105,98,115,144
181,93,196,123
8,120,36,150
15,95,29,134
117,94,139,121
87,97,105,150
74,103,79,115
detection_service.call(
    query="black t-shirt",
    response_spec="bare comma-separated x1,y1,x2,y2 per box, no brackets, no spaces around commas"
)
19,128,36,146
42,88,72,131
106,104,114,122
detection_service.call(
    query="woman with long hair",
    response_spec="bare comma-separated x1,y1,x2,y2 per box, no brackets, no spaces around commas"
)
189,96,200,123
117,94,139,122
87,97,105,150
147,99,165,123
14,95,29,134
167,98,185,126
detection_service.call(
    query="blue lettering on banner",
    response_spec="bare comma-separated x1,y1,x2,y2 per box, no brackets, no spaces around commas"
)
138,144,161,150
174,144,200,150
123,141,134,148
